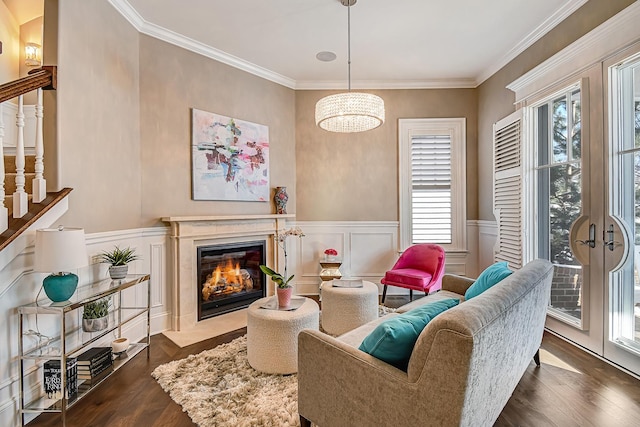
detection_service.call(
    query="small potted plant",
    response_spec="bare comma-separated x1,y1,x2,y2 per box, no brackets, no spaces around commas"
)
98,246,139,279
82,298,110,332
260,265,294,308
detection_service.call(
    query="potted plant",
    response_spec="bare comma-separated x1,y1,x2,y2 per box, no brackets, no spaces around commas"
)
259,227,304,308
98,246,139,279
260,265,294,308
82,298,110,332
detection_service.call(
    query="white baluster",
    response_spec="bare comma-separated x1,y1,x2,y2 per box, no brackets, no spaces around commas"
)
0,103,7,232
32,88,46,203
13,95,28,218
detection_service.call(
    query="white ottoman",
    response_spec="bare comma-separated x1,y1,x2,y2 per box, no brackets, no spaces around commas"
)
247,296,319,374
321,280,379,336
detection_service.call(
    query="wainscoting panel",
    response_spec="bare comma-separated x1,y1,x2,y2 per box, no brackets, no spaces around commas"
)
1,102,36,153
478,220,498,270
295,221,398,295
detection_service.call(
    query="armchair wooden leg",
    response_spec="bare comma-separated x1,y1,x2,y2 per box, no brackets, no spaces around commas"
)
300,415,312,427
533,349,540,367
409,289,413,301
381,285,388,303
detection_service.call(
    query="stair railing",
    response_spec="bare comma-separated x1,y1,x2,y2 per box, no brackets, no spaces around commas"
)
0,66,56,233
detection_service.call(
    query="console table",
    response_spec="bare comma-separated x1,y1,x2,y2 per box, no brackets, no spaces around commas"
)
17,274,151,426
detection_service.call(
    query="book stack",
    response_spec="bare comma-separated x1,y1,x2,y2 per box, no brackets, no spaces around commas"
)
43,357,78,400
76,347,113,387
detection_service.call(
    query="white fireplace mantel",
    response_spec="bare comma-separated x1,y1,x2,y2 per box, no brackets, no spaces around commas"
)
162,214,295,331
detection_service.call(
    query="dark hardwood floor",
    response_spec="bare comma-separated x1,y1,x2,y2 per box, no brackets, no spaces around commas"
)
27,296,640,427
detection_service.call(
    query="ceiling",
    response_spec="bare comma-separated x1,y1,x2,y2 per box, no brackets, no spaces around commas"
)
115,0,588,89
4,0,590,89
2,0,42,25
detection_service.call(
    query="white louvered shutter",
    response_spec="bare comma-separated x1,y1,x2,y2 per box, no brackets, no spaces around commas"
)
411,135,452,243
493,110,523,270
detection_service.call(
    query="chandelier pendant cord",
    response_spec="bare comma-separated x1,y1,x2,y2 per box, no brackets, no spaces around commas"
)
347,1,351,92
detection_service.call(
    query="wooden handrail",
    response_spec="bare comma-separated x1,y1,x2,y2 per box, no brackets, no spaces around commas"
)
0,66,57,104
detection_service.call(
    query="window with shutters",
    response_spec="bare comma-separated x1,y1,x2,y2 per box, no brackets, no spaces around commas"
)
398,118,466,252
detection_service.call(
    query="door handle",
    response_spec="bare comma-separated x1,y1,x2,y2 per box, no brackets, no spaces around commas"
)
574,223,596,248
603,224,621,251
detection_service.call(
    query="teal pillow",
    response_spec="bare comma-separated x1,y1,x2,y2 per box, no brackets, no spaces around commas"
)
358,298,459,370
465,261,512,300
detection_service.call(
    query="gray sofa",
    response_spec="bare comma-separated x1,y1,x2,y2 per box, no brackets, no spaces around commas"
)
298,259,554,427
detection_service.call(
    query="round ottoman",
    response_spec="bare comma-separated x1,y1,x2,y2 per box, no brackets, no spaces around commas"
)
247,296,319,374
321,280,379,336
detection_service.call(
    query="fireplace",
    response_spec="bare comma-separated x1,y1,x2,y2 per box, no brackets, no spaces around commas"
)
197,241,266,320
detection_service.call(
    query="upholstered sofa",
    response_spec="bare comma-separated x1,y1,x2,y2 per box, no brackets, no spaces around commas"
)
298,259,553,427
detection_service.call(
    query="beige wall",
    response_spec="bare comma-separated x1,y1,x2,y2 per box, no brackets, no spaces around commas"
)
138,36,296,227
476,0,635,221
0,2,19,85
296,89,477,221
51,1,296,232
55,0,141,232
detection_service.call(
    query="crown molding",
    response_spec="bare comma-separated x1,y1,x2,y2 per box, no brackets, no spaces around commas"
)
107,0,297,89
477,0,588,85
507,1,640,102
295,78,478,90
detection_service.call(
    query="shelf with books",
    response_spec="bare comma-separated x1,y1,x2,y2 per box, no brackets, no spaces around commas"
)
17,274,151,425
21,341,149,413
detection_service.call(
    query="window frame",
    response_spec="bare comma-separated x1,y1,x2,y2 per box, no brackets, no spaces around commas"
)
398,118,467,252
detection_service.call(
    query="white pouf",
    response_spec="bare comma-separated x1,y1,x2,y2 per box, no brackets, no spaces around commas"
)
247,296,319,374
321,280,379,336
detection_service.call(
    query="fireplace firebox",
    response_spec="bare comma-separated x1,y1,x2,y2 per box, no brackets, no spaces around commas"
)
197,241,266,320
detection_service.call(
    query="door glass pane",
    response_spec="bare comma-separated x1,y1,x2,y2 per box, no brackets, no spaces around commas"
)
536,87,583,323
611,61,640,346
553,97,568,163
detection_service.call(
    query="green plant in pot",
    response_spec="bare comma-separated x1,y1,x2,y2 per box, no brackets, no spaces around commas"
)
259,227,304,308
82,298,110,332
98,246,139,280
260,265,294,308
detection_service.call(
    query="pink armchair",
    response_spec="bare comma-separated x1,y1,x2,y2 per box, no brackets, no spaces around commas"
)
381,244,446,303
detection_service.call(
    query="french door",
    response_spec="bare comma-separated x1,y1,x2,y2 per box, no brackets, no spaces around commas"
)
530,65,605,356
529,46,640,376
603,44,640,374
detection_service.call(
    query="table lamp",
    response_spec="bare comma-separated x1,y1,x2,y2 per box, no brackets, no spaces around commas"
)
35,226,88,302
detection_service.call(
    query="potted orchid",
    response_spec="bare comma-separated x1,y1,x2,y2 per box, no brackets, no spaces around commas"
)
260,226,304,307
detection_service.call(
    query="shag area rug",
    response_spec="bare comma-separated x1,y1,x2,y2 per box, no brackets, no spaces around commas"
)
152,306,396,426
152,335,299,427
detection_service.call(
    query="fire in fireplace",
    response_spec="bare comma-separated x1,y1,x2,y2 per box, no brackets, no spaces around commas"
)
197,241,266,320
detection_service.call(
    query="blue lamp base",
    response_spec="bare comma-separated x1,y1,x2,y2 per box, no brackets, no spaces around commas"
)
43,273,79,302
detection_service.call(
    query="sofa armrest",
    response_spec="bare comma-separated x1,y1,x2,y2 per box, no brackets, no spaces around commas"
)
442,274,475,295
298,329,418,426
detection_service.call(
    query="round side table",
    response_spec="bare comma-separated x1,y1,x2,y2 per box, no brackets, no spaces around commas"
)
246,296,319,374
321,280,379,336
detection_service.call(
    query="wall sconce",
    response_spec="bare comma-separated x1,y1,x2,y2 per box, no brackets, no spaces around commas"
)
25,42,41,67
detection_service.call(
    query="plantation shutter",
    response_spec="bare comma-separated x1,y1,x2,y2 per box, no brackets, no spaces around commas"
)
411,135,451,243
493,110,523,270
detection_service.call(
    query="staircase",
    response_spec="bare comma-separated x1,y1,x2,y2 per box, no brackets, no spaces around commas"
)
0,66,72,252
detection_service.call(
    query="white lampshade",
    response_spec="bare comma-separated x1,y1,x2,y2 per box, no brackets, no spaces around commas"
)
35,227,88,273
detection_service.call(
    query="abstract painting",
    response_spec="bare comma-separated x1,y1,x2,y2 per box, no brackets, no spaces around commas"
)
191,109,269,201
